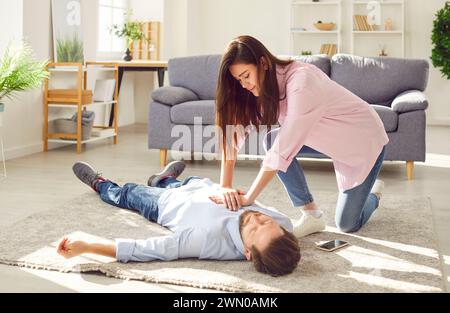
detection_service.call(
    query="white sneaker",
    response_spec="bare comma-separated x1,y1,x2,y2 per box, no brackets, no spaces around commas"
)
371,179,385,200
293,212,326,238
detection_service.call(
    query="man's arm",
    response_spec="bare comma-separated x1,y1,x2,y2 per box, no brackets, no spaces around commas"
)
57,234,181,263
57,229,206,263
57,237,116,259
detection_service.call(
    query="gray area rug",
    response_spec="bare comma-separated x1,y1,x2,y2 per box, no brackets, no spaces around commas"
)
0,188,444,292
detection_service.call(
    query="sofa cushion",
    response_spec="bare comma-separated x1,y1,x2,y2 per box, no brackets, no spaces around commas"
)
168,55,222,100
372,105,398,132
331,54,429,104
170,100,215,125
391,90,429,113
151,86,199,106
292,54,331,76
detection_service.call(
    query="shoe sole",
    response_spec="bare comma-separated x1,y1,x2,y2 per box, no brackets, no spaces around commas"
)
148,161,186,187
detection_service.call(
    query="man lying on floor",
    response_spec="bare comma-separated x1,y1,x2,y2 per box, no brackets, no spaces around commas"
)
57,161,301,276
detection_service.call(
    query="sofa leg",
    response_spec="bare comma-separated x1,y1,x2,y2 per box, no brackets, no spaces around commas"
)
160,149,167,168
406,161,414,180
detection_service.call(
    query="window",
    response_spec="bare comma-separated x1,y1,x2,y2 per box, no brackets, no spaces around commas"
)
98,0,129,53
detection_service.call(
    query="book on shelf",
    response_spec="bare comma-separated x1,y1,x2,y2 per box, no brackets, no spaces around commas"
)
320,44,337,57
365,15,374,31
353,15,362,30
354,15,373,31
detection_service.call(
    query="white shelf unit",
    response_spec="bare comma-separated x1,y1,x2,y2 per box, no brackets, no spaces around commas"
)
46,99,117,145
290,0,342,56
47,100,117,109
44,63,119,153
48,67,117,73
47,133,117,145
350,0,405,57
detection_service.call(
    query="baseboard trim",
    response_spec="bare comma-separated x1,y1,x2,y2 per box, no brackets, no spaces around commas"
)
4,143,43,161
4,141,72,160
428,118,450,127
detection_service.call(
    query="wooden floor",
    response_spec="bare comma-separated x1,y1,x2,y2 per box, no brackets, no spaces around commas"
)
0,124,449,292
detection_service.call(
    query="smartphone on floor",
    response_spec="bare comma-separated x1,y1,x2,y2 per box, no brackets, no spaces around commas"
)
316,240,349,252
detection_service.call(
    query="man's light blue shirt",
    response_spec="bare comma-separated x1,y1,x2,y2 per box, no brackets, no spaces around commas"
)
115,178,293,263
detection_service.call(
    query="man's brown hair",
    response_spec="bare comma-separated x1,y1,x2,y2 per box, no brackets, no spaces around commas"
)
251,227,301,277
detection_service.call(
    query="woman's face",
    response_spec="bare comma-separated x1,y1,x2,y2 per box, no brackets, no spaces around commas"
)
229,63,259,97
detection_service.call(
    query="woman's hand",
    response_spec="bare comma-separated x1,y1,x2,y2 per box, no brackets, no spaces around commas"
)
57,237,89,259
209,188,253,211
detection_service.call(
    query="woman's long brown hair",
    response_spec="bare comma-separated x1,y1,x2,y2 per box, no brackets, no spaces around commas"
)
215,35,293,157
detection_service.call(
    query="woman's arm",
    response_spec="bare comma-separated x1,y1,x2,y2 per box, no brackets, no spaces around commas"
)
220,148,236,188
217,148,246,210
209,167,277,210
244,167,277,204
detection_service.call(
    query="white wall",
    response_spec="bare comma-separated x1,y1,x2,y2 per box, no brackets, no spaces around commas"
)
163,0,450,125
0,0,41,160
0,0,23,54
0,0,24,156
189,0,291,56
131,0,164,21
161,0,188,59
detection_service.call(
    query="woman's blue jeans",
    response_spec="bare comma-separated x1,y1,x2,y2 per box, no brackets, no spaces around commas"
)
264,128,385,233
96,176,201,222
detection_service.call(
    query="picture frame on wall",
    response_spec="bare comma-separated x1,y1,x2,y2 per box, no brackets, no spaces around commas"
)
51,0,85,63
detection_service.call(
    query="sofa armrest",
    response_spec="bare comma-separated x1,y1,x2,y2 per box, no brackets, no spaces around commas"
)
151,86,199,106
391,90,429,113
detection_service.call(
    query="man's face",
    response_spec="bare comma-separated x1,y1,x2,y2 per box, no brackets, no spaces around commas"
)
239,210,284,260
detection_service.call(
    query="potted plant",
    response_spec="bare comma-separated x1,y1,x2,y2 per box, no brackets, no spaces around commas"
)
431,2,450,79
111,13,147,61
0,41,49,126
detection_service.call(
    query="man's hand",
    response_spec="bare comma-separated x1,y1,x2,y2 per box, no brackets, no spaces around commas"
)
209,189,253,211
57,237,88,259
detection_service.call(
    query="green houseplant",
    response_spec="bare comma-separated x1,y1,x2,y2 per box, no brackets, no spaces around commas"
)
431,2,450,79
0,41,49,124
111,20,147,61
56,34,84,63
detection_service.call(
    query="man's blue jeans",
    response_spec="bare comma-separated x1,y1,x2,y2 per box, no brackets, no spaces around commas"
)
96,176,201,222
264,128,386,233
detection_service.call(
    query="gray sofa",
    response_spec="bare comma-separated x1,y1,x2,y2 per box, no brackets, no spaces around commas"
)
149,54,429,180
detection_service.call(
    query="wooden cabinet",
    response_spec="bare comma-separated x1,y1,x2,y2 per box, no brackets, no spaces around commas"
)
43,62,119,153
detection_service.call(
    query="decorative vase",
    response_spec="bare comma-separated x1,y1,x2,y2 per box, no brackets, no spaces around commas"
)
122,48,132,62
